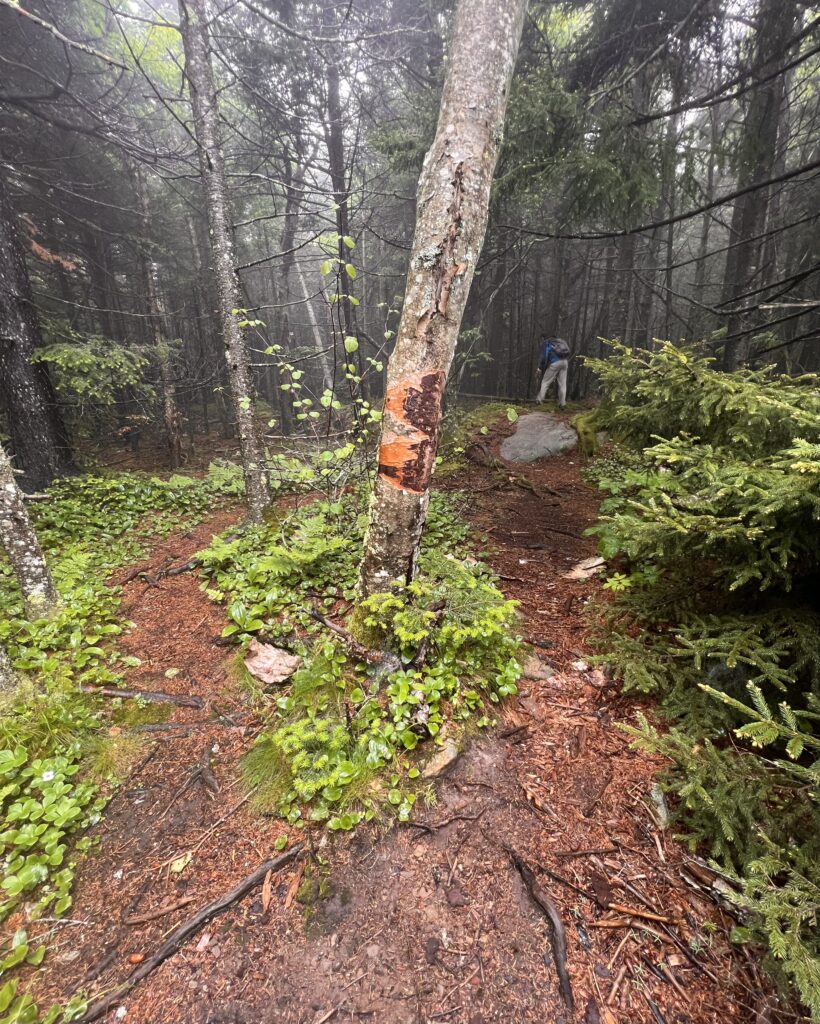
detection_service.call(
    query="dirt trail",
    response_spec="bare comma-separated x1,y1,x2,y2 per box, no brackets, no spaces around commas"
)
33,425,770,1024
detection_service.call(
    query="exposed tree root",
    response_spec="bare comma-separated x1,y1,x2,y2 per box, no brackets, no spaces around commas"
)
78,847,303,1023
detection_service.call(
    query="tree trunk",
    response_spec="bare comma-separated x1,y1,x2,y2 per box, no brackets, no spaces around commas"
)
0,443,58,619
720,0,797,370
133,167,185,469
0,164,75,492
0,643,16,692
178,0,271,521
358,0,527,597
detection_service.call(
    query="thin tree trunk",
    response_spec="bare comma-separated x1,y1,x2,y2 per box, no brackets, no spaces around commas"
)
295,258,333,390
358,0,527,597
133,167,185,469
178,0,270,521
0,443,58,619
0,164,75,491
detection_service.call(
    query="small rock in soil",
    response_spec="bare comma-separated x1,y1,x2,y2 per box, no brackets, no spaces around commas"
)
446,883,468,908
563,556,606,580
522,654,555,681
424,936,440,964
649,782,671,829
244,638,302,685
422,737,460,778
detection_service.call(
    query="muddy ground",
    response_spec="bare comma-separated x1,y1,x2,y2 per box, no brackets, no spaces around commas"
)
30,413,784,1024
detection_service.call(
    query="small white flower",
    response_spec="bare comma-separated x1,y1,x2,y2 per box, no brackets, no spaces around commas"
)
41,771,55,783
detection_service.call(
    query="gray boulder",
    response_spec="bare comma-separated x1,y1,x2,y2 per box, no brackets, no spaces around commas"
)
500,412,577,463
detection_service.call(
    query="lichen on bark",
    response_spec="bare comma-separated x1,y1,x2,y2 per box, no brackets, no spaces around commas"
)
0,444,58,619
358,0,528,596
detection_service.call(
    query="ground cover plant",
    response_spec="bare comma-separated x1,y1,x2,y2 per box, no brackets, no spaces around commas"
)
196,490,522,830
0,466,240,1022
584,340,820,1015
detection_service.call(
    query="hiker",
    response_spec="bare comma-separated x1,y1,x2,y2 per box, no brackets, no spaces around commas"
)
536,334,570,408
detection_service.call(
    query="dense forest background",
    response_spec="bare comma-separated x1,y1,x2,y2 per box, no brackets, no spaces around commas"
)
1,0,817,479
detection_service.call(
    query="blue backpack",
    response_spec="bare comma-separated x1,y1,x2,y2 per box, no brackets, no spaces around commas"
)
541,337,570,366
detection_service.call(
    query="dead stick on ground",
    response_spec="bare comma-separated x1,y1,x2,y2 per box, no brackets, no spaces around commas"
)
80,687,203,709
124,896,196,926
78,847,303,1023
506,847,574,1012
606,962,628,1005
607,902,671,923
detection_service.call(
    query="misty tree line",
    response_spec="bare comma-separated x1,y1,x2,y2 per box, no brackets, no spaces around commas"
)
0,0,818,493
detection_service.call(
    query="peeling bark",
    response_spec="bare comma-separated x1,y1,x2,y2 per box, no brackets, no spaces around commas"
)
0,443,58,619
178,0,271,521
358,0,527,596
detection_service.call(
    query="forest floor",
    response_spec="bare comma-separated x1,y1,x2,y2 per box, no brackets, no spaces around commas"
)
31,411,775,1024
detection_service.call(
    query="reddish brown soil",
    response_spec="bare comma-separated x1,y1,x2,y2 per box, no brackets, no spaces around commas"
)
30,418,782,1024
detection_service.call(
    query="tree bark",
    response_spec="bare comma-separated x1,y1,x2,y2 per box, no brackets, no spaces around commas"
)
0,164,75,492
0,442,58,619
358,0,527,597
178,0,271,521
132,167,185,469
0,643,16,693
720,0,797,370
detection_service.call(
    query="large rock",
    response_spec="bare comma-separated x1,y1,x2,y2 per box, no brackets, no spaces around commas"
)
500,412,577,463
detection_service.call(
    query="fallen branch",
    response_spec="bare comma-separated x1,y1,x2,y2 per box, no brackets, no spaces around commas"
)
607,902,671,924
124,896,196,926
157,743,220,820
309,609,400,670
507,848,574,1011
78,847,302,1022
81,686,203,709
164,556,202,577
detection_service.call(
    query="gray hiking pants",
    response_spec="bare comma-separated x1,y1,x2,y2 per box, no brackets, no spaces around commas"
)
537,359,568,406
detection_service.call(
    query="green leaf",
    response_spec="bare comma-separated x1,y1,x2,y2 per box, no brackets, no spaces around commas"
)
345,263,357,280
343,236,355,249
343,336,359,354
320,260,333,276
0,983,17,1015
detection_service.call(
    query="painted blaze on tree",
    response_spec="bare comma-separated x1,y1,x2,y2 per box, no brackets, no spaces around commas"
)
358,0,528,596
378,369,446,493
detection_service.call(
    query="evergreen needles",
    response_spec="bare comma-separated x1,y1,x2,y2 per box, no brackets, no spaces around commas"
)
585,340,820,1017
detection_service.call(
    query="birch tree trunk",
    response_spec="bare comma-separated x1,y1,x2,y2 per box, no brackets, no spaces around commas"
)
178,0,271,521
358,0,527,597
0,643,16,693
0,443,58,619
